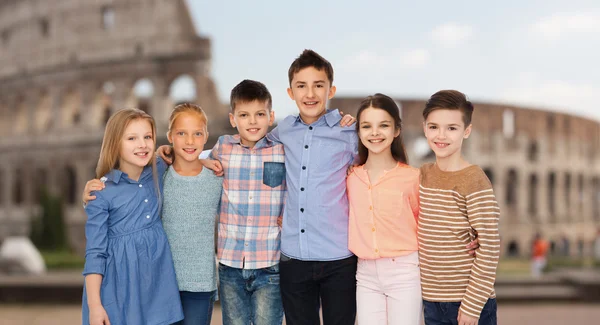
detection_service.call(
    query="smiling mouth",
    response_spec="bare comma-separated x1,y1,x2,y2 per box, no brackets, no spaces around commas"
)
247,128,261,134
369,139,384,143
134,152,149,158
434,142,449,148
182,148,197,154
304,101,318,106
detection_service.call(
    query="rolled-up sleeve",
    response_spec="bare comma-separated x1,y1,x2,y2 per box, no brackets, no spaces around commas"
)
83,193,110,276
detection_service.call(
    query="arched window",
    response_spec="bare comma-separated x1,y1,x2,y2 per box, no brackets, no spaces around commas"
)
528,174,538,219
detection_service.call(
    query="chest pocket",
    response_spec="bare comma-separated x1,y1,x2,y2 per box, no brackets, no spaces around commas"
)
263,162,286,188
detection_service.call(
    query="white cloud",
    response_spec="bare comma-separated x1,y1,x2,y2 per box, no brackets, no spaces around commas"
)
530,12,600,42
430,23,474,47
501,75,600,120
339,48,431,72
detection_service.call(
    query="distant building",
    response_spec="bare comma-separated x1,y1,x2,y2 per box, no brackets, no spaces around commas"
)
0,0,230,252
330,97,600,257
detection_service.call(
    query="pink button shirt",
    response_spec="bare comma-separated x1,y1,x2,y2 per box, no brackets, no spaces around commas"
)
347,163,420,259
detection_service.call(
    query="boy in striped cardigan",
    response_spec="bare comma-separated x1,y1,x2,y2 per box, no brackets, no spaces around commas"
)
418,90,500,325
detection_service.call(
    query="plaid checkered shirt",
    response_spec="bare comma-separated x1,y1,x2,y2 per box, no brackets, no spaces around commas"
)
210,134,285,269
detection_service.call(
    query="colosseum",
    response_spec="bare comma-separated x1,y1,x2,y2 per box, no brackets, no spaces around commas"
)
331,97,600,257
0,0,598,258
0,0,230,251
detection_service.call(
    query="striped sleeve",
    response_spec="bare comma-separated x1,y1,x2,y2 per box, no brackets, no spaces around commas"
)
460,177,500,318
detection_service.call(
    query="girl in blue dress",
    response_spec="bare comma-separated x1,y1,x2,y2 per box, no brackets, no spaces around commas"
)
82,108,183,325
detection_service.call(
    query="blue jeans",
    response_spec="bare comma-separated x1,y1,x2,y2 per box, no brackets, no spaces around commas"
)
219,263,284,325
423,299,497,325
174,290,216,325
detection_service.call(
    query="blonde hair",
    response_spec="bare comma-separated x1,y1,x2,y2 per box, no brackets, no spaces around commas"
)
96,108,158,179
167,103,208,136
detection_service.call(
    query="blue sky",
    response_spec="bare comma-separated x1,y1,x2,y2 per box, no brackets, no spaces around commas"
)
185,0,600,121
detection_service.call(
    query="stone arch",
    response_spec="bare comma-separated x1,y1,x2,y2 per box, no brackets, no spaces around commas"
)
506,169,518,212
33,168,47,205
593,177,600,222
578,174,584,217
90,82,115,127
0,169,4,206
565,173,572,210
548,172,556,221
15,97,29,134
62,166,77,205
503,109,515,138
35,90,52,131
126,78,155,114
528,173,538,220
527,141,538,162
13,167,24,205
506,240,520,257
169,74,197,105
61,88,82,127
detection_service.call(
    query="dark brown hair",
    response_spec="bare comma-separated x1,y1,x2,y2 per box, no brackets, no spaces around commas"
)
423,90,474,126
230,79,272,112
356,93,408,166
288,49,334,85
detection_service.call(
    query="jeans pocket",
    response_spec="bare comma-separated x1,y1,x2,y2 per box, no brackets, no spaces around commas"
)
263,162,285,188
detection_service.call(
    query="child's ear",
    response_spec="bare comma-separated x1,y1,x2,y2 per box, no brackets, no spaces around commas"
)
268,110,275,126
464,124,472,139
422,121,427,137
328,85,337,99
287,87,294,100
167,131,173,143
203,130,209,144
229,113,236,128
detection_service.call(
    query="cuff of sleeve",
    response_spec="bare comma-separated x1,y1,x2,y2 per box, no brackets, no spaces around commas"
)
82,256,106,276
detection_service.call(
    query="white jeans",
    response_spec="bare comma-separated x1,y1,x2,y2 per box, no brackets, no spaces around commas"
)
356,252,422,325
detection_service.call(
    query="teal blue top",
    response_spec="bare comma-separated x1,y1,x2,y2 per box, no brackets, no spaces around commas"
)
161,166,223,292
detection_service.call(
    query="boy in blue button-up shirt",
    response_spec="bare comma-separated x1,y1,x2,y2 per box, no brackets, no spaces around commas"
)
268,49,358,325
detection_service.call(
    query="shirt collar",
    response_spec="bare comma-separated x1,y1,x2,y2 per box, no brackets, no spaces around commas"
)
224,134,273,149
288,108,342,127
103,165,153,184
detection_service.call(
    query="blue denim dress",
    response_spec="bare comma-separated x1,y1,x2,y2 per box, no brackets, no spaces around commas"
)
82,159,183,325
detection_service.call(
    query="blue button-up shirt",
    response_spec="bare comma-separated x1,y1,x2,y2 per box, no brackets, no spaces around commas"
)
269,109,358,261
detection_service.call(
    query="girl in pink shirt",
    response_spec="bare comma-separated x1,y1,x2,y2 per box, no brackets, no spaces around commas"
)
347,93,422,325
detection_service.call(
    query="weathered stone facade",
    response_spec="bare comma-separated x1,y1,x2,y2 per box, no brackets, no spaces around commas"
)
0,0,230,252
330,97,600,257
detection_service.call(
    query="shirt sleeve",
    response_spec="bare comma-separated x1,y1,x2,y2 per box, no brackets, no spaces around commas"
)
460,173,501,318
409,172,420,223
267,125,281,143
209,137,221,161
82,193,110,276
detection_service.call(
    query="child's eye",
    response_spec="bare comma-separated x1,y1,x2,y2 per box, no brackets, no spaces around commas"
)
381,124,389,128
429,126,437,129
361,125,371,129
297,85,304,88
177,131,185,136
449,127,457,131
128,137,135,141
316,84,323,88
239,114,247,117
258,113,266,116
144,135,152,140
194,132,203,136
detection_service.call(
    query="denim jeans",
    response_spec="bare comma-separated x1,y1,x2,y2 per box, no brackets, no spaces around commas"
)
218,263,284,325
279,254,357,325
174,290,216,325
423,298,497,325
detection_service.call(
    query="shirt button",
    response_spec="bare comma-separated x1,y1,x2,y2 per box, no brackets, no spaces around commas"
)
375,249,379,253
369,206,373,210
300,208,304,213
302,166,306,170
372,227,376,232
368,185,371,190
245,243,249,246
309,126,313,130
139,184,143,188
304,145,308,149
301,187,305,191
144,199,148,203
249,196,253,200
146,215,150,219
301,229,305,233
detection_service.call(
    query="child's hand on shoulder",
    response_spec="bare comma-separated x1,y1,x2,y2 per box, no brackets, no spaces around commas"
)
339,110,356,127
346,164,359,176
200,159,224,176
82,179,105,205
156,145,173,165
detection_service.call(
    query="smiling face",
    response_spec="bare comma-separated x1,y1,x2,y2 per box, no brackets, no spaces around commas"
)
118,118,155,177
287,66,336,124
358,107,400,157
167,111,208,163
229,100,274,148
423,109,472,160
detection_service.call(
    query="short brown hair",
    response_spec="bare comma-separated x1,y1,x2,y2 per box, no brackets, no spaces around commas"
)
423,90,474,126
230,79,272,112
288,49,334,85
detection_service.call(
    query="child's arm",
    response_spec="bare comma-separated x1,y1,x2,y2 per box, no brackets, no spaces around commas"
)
460,177,501,320
202,138,224,176
156,145,173,165
82,179,105,204
83,195,111,324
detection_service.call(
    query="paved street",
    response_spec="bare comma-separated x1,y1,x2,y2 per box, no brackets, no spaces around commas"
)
3,303,600,325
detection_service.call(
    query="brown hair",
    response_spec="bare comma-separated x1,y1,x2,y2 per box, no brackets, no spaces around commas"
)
167,102,208,135
356,93,408,166
288,49,334,85
230,79,272,112
423,90,474,126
